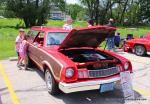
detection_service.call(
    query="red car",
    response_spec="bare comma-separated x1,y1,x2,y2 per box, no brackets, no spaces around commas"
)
124,34,150,56
26,26,132,95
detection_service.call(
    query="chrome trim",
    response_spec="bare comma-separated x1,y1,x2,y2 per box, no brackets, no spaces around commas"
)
59,75,120,93
88,67,119,78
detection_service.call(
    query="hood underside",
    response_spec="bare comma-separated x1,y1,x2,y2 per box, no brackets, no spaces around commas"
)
59,26,116,49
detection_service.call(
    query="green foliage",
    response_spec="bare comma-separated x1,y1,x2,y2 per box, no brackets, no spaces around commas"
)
0,19,150,60
79,0,150,26
51,0,66,12
5,0,64,27
67,4,84,20
0,19,87,59
5,0,51,27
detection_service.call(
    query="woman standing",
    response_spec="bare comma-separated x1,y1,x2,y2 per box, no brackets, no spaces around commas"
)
63,18,73,30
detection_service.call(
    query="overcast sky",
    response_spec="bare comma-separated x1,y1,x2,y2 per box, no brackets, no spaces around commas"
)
66,0,79,4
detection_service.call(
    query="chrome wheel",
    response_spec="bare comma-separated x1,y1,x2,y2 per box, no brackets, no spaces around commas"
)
134,45,146,56
45,70,52,92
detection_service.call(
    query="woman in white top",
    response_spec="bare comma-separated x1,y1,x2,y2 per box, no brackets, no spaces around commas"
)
63,18,73,30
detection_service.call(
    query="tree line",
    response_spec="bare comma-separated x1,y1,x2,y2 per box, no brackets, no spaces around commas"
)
0,0,150,27
80,0,150,26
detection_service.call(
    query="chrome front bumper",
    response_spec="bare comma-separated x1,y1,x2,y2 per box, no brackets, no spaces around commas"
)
59,76,121,93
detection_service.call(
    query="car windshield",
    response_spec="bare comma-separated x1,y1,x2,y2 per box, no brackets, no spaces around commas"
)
46,32,68,46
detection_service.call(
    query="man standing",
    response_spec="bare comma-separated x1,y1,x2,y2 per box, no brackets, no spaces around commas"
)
63,18,73,30
87,19,94,27
106,18,116,51
15,28,25,65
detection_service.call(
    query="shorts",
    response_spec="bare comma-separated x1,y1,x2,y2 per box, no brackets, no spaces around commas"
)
16,52,20,57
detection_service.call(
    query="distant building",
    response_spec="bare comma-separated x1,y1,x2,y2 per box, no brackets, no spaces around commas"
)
49,3,70,20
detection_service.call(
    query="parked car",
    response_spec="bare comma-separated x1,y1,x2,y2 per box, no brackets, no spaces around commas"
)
49,17,64,20
123,34,150,56
26,26,132,95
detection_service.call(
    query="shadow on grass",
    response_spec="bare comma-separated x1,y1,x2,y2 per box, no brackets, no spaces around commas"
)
0,26,17,29
0,25,25,29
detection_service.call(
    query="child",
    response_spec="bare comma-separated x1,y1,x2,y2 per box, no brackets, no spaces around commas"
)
15,28,25,65
18,34,30,70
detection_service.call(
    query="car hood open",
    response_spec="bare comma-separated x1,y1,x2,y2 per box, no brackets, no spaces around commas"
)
59,26,116,49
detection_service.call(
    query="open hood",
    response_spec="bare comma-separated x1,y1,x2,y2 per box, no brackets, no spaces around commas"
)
59,26,116,49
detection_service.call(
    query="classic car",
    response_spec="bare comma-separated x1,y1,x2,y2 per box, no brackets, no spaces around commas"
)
123,34,150,56
26,26,132,95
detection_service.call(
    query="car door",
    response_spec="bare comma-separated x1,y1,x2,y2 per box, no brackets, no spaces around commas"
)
28,31,45,67
27,30,39,61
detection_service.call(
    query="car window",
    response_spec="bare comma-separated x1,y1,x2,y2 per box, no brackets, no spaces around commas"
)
28,30,39,41
33,32,45,45
46,32,68,46
38,32,44,38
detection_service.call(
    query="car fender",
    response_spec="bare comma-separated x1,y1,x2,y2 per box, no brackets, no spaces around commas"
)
42,61,60,82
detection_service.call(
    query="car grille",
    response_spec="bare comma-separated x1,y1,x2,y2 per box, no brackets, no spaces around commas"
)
88,67,119,78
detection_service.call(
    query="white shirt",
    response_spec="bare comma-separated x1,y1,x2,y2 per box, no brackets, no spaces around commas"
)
63,24,73,30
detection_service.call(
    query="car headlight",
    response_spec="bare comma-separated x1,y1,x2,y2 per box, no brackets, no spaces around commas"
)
65,68,74,78
124,62,129,70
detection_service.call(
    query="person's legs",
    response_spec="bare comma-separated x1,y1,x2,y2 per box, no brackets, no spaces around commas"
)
24,55,28,70
112,37,115,51
107,37,114,51
107,38,111,51
111,37,114,47
17,52,20,65
18,58,23,69
18,52,24,69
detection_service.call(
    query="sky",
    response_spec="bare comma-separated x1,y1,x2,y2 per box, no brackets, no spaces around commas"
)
66,0,79,4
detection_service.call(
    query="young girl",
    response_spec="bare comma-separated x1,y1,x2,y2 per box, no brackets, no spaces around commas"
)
18,34,30,70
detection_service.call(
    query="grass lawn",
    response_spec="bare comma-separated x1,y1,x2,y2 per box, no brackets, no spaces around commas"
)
0,19,150,60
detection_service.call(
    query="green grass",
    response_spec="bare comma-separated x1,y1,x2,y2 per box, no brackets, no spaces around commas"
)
46,20,87,28
118,28,150,38
0,18,150,60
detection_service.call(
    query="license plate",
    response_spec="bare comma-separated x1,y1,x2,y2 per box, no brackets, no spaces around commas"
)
100,83,114,93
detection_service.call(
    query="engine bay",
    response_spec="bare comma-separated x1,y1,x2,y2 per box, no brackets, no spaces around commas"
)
60,49,119,69
61,49,114,62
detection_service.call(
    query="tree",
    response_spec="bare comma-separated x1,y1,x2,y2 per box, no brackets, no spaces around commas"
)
80,0,97,21
138,0,150,24
79,0,146,25
67,4,83,20
80,0,116,25
6,0,65,28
